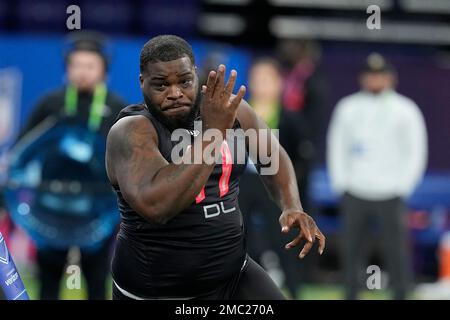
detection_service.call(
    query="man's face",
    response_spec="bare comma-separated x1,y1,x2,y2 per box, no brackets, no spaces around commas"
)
359,71,395,94
67,51,105,92
140,56,199,130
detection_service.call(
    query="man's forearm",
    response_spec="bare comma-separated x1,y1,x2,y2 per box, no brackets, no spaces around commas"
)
260,147,303,213
148,164,213,222
138,137,222,224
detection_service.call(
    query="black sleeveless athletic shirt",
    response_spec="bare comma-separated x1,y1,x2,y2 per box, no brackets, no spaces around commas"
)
111,104,248,298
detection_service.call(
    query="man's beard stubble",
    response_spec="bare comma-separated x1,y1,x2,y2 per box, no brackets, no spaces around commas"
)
143,88,201,132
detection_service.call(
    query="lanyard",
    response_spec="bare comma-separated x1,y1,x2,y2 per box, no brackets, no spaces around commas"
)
64,84,107,132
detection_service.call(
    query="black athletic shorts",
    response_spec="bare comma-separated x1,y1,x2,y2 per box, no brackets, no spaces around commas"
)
112,256,286,300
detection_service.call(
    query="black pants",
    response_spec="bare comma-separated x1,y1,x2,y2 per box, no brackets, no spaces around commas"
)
112,257,286,300
341,192,411,300
37,237,113,300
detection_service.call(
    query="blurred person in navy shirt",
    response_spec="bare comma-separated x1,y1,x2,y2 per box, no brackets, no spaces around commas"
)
19,32,125,140
16,31,126,300
277,39,329,214
276,39,329,287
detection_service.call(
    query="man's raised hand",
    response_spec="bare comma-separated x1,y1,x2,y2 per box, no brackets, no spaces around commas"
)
201,64,246,135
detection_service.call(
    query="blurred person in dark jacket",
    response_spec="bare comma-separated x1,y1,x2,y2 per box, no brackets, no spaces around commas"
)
277,39,328,212
277,39,329,284
16,31,126,300
239,58,289,296
240,57,321,298
19,32,125,140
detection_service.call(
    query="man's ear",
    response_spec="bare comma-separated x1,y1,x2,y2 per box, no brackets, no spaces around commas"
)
139,74,144,89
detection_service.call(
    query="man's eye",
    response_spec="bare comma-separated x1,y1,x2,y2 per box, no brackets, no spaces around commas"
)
154,84,166,91
182,80,193,87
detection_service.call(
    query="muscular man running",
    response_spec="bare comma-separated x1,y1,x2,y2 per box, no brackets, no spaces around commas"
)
106,35,325,300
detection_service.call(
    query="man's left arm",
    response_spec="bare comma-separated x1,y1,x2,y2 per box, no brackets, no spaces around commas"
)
236,100,325,258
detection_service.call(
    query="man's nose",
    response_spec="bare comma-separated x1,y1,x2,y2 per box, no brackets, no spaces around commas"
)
167,85,183,100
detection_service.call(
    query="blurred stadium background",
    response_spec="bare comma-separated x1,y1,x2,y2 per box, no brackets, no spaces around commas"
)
0,0,449,300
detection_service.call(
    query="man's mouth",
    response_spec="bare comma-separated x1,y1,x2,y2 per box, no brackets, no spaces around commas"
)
163,103,191,116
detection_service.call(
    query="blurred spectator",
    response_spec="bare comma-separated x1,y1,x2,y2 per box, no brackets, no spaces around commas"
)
327,53,428,299
277,38,329,213
247,58,282,129
276,38,329,288
239,58,297,298
16,31,126,300
198,49,229,87
18,31,124,139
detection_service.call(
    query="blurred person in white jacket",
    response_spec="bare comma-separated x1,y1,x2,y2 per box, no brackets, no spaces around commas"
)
327,53,427,299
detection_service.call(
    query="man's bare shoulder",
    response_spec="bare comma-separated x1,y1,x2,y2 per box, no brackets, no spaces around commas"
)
106,115,160,184
107,115,158,148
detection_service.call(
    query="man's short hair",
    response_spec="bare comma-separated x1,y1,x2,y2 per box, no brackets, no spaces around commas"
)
140,35,195,73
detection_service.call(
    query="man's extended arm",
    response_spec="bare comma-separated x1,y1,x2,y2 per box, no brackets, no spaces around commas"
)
237,101,325,258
